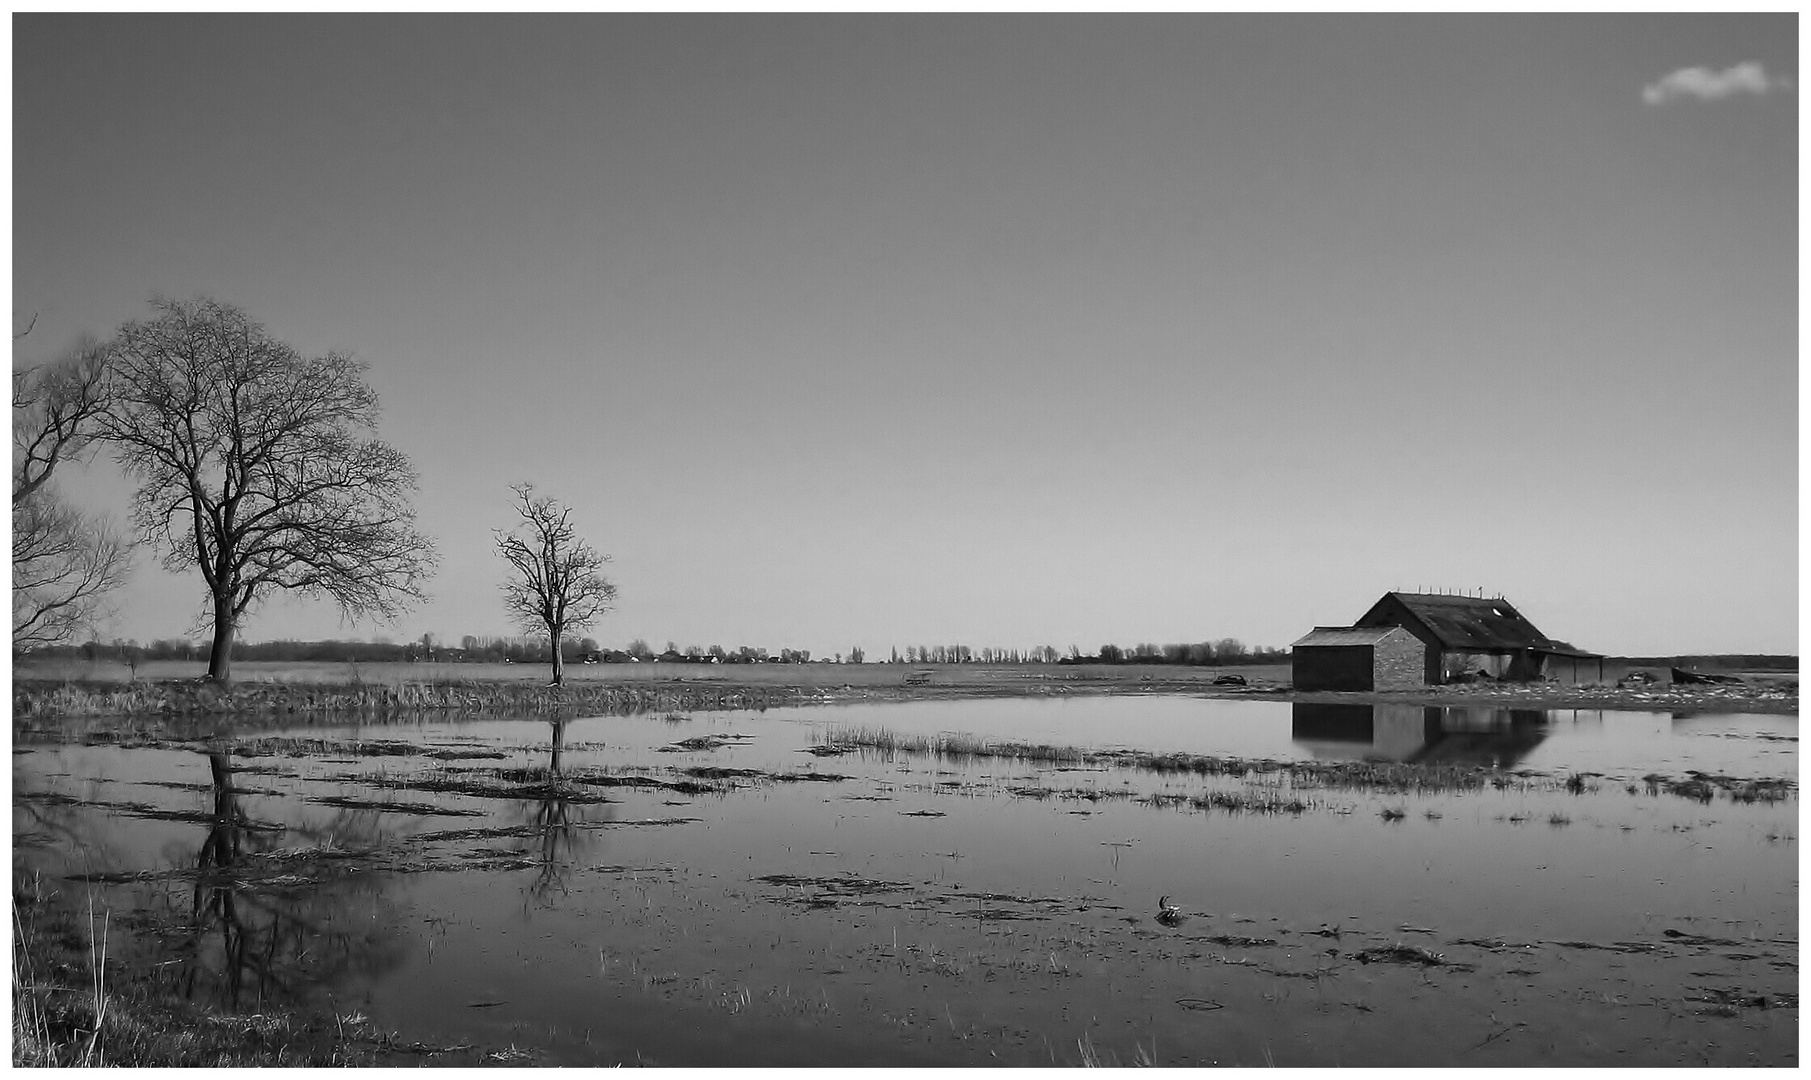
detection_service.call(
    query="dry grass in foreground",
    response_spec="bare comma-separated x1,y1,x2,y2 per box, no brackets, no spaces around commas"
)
10,872,516,1067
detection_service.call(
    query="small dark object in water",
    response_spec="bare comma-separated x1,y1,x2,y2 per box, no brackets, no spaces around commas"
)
1175,997,1223,1011
1212,674,1247,686
1157,895,1185,926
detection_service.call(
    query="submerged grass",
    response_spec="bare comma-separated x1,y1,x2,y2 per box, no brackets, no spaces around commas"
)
1352,943,1474,971
816,726,1798,801
814,725,1493,791
814,726,1089,765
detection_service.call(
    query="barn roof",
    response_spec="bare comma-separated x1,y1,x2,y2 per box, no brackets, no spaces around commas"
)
1290,626,1419,648
1357,592,1558,653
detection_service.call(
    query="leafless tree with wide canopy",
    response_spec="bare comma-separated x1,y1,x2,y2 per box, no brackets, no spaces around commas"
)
99,297,435,682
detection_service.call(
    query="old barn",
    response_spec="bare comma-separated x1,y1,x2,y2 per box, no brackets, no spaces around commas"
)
1289,625,1427,692
1353,591,1602,684
1292,592,1604,688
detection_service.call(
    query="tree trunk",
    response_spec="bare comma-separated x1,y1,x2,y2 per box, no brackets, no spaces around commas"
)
550,632,564,686
207,596,235,683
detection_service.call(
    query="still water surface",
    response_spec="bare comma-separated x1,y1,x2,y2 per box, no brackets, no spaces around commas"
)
14,696,1797,1066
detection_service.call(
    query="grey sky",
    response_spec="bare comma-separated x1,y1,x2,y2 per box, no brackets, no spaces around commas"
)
13,14,1798,657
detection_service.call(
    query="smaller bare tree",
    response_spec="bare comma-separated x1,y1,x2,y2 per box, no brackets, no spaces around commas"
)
13,494,131,648
13,336,110,506
13,336,133,648
495,484,617,686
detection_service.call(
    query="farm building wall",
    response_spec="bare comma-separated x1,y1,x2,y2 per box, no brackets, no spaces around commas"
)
1353,596,1440,682
1541,653,1609,685
1371,634,1427,691
1293,645,1375,692
1292,627,1428,692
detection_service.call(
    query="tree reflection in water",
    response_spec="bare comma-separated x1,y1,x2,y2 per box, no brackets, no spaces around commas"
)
175,751,406,1012
519,719,612,908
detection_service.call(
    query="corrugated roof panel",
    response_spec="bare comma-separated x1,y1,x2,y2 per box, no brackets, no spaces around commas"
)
1291,626,1418,648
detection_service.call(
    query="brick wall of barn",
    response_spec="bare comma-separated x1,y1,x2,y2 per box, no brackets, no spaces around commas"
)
1354,602,1444,682
1372,635,1427,691
1293,645,1375,691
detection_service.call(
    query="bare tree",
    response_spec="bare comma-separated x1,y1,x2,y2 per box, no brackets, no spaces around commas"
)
99,297,435,683
13,337,133,648
495,483,616,686
14,336,109,505
13,493,132,648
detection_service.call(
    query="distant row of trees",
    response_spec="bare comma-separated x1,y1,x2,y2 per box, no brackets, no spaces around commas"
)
1069,640,1288,665
23,634,1286,670
886,640,1284,665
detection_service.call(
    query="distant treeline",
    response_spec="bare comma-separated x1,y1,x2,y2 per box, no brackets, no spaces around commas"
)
22,635,1288,668
18,636,834,666
1617,655,1798,672
1057,641,1287,666
888,640,1285,665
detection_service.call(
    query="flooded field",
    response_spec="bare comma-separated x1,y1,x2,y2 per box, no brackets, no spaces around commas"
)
13,696,1797,1066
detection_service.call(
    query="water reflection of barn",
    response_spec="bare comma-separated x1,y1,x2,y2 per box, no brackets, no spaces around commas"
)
1293,591,1605,688
1291,702,1551,768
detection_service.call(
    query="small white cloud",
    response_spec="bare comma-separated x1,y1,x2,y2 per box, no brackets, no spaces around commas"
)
1642,61,1792,105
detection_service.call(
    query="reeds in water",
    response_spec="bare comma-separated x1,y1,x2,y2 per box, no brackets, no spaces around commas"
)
813,726,1089,764
12,875,108,1067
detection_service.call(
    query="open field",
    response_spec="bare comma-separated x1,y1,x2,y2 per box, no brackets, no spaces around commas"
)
13,658,1292,689
13,658,1796,719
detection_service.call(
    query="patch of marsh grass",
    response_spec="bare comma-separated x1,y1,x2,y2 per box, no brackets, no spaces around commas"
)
813,726,1089,765
1075,1030,1155,1067
818,726,1796,804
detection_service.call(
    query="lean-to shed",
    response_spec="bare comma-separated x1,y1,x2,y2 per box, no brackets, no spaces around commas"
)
1289,625,1426,692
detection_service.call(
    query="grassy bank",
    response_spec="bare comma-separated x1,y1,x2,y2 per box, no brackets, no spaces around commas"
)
9,661,1292,722
11,656,1796,722
12,675,799,722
